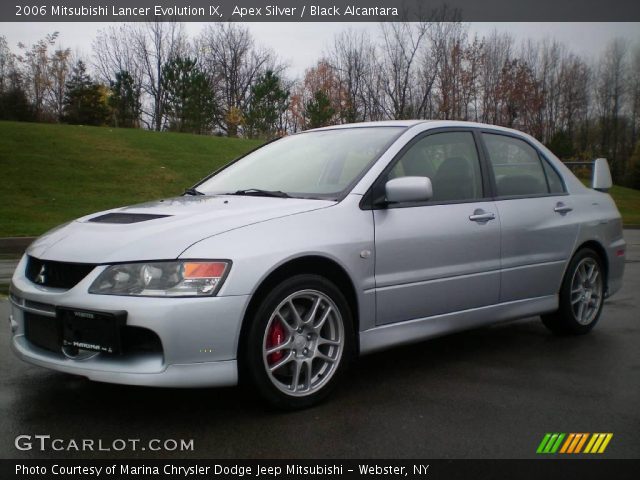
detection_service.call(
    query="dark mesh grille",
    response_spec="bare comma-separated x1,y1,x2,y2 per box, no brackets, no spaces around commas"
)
24,312,61,353
25,256,95,289
88,213,170,224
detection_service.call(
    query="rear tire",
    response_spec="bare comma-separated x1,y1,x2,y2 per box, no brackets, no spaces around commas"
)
244,274,354,410
541,248,605,335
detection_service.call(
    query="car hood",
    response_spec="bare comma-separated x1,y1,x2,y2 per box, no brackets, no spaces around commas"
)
27,195,335,264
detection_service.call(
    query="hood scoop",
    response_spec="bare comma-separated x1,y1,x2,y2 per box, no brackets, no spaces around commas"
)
88,213,171,224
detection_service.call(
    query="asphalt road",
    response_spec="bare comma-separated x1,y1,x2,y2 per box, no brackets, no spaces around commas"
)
0,232,638,459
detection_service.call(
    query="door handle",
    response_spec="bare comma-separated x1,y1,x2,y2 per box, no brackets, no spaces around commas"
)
554,203,573,214
469,210,496,222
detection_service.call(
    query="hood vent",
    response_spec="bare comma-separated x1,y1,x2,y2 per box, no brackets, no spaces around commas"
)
88,213,171,224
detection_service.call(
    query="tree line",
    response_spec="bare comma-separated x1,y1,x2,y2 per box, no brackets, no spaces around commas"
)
1,21,639,187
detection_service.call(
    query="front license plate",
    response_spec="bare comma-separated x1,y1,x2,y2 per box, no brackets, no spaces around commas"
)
57,307,127,355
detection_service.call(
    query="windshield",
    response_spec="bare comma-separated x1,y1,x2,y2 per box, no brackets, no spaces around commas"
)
197,127,404,198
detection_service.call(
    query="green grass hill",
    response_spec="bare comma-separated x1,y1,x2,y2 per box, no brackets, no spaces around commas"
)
0,120,638,237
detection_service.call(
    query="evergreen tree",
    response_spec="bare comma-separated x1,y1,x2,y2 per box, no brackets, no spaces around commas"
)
63,60,109,126
162,56,217,134
109,70,141,128
245,70,289,138
305,90,335,129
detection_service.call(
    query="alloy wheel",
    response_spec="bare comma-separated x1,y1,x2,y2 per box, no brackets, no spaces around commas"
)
570,257,603,325
262,289,344,397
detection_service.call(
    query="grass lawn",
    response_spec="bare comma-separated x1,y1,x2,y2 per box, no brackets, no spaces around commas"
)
0,121,262,236
0,121,639,236
608,185,640,226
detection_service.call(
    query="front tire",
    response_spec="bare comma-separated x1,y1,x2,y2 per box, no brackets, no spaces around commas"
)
244,274,354,409
542,248,605,335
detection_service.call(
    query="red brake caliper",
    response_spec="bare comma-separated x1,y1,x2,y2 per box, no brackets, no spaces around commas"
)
266,320,286,364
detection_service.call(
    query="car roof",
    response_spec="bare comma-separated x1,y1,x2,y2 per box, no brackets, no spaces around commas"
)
308,120,535,138
308,120,430,130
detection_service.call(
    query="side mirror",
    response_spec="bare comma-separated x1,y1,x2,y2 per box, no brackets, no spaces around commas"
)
385,176,433,204
592,158,612,192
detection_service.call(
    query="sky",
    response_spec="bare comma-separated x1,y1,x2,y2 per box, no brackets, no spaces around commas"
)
1,22,639,77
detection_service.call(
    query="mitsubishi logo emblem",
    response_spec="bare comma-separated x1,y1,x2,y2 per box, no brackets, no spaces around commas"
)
34,264,46,284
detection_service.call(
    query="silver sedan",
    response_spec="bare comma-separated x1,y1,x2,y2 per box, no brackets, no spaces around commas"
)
8,120,626,409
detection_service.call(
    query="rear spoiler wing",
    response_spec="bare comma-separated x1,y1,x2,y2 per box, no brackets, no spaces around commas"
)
563,158,612,192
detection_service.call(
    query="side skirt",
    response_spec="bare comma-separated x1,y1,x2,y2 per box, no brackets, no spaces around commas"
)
359,295,558,355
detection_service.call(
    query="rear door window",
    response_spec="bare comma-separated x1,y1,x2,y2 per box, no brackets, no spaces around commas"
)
483,133,549,197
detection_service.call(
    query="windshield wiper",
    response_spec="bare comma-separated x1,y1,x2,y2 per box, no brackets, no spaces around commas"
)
183,187,205,196
230,188,291,198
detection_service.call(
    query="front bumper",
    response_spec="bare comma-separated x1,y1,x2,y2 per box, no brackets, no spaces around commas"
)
8,256,250,387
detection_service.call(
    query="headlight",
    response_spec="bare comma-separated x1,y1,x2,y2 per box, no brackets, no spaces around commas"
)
89,261,230,297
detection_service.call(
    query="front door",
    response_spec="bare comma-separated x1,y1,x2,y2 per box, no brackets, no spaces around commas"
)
372,130,501,325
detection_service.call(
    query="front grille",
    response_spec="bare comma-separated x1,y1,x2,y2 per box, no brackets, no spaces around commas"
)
25,256,95,289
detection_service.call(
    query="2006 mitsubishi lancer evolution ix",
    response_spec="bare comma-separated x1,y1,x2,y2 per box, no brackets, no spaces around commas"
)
9,120,625,409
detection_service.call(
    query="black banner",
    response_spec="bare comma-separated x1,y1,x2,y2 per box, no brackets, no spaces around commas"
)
2,0,640,22
3,459,640,480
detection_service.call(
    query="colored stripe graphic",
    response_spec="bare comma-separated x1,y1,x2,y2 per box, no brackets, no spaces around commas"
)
584,433,613,454
574,433,589,453
537,434,552,453
538,433,613,454
559,433,575,453
536,433,565,454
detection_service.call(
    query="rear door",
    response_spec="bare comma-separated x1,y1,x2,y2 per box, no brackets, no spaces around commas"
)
370,130,501,325
480,132,579,302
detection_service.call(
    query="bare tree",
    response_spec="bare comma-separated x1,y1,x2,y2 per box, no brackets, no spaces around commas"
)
15,32,58,120
130,21,187,131
327,29,375,123
197,24,278,137
48,47,72,121
595,39,628,178
377,22,430,119
479,31,514,125
0,36,16,93
628,44,640,149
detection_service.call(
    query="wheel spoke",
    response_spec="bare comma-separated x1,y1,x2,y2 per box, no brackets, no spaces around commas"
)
586,264,596,282
303,296,322,325
314,307,332,332
317,337,340,347
266,337,292,356
269,351,294,372
275,312,295,333
578,265,587,283
576,300,586,323
288,300,303,328
302,359,312,391
314,350,336,363
290,360,302,391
